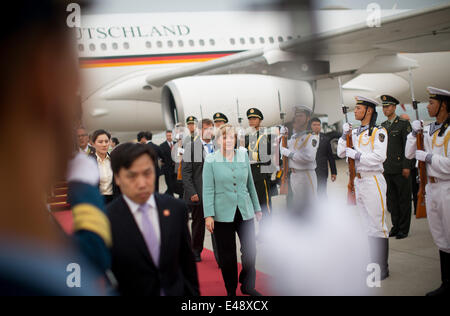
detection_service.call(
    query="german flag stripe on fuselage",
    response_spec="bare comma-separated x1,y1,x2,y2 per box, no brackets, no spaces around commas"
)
79,50,243,68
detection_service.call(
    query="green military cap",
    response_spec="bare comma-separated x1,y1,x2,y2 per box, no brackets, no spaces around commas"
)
186,116,198,124
380,95,400,107
247,108,264,120
213,112,228,123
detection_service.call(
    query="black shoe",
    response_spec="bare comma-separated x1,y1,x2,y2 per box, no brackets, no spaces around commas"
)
227,291,236,297
426,251,450,296
396,233,408,240
241,286,262,296
194,253,202,262
426,283,450,296
389,230,398,238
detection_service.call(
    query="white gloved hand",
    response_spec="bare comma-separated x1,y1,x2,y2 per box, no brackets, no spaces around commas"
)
177,148,184,155
346,148,359,160
411,120,423,134
415,150,428,162
66,153,100,186
280,126,288,136
238,146,248,152
343,123,352,135
280,146,291,158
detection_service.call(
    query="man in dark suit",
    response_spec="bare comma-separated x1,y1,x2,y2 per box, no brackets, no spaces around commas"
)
311,118,337,197
182,118,220,264
138,131,162,193
160,130,177,196
108,143,199,296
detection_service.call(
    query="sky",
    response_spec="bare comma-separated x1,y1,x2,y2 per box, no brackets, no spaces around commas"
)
85,0,450,14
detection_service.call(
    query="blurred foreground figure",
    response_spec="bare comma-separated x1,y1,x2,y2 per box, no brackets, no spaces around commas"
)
0,0,111,295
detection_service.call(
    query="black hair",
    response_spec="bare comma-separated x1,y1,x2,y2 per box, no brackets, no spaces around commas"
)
111,143,156,175
92,129,111,143
111,137,119,145
166,130,172,134
310,117,321,124
146,131,153,141
137,132,147,142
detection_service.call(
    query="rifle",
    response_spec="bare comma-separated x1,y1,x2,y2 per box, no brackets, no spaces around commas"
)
338,77,356,205
408,68,427,218
278,91,289,195
176,123,184,181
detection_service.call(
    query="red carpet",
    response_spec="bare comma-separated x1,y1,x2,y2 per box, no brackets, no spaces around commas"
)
196,249,271,296
51,211,271,296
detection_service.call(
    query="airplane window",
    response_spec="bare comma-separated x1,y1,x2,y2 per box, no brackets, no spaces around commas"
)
112,43,118,50
157,41,163,48
78,44,84,52
188,39,195,46
146,41,152,48
278,36,284,42
101,43,107,50
269,37,274,43
249,37,255,44
259,37,265,44
287,36,293,40
230,38,236,45
178,40,184,47
123,42,130,49
209,39,215,46
167,40,173,48
89,43,96,51
240,38,245,45
199,39,205,46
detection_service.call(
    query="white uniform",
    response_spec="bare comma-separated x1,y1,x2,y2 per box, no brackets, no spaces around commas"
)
405,123,450,253
337,126,389,238
282,131,319,199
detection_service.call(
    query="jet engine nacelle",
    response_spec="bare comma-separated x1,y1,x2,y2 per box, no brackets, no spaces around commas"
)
161,74,313,129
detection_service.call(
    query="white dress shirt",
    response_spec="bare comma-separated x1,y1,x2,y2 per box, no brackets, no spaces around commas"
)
96,154,113,195
123,194,161,246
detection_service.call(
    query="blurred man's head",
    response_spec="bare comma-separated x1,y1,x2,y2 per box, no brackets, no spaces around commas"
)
166,130,173,143
77,127,89,150
137,132,148,144
112,143,157,205
201,119,214,141
0,0,83,242
310,118,321,134
111,137,119,148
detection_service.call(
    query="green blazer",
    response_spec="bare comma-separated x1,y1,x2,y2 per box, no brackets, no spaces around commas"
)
202,148,261,222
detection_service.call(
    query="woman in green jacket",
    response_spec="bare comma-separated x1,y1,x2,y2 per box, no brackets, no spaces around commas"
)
203,124,262,296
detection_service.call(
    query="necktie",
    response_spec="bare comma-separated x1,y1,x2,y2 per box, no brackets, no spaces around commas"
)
138,203,160,267
169,142,173,150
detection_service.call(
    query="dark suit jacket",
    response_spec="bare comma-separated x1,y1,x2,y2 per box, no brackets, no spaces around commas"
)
146,141,162,176
315,133,337,178
107,194,199,296
160,140,176,174
182,137,208,204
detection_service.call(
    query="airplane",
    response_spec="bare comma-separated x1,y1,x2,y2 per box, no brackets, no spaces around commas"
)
78,4,450,140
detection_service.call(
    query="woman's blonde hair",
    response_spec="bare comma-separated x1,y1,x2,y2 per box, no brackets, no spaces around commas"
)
215,124,237,146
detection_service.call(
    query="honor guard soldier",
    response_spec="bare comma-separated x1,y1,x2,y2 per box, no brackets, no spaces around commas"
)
405,87,450,296
245,108,274,223
380,95,413,240
337,96,390,280
280,106,319,203
213,112,229,129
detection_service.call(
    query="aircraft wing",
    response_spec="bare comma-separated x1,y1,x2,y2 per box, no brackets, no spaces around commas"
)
142,3,450,88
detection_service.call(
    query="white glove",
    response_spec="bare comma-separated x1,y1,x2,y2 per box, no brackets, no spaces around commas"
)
66,153,100,186
343,123,352,135
177,148,184,155
411,120,423,133
238,146,248,152
280,126,288,136
415,150,428,162
346,148,359,160
280,146,291,158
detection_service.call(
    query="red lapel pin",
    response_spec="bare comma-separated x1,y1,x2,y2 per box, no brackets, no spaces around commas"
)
163,209,170,217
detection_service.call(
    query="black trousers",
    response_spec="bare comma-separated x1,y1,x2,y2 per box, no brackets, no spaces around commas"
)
384,173,412,235
254,178,272,222
316,174,328,198
190,203,205,255
214,210,257,294
162,167,177,196
103,195,114,206
410,167,419,215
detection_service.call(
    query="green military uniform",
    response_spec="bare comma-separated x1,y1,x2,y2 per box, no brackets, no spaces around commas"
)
380,95,413,239
245,108,274,220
